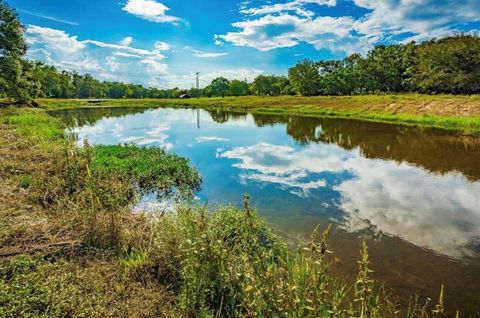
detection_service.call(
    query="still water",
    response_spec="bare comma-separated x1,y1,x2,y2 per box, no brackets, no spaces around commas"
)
53,107,480,314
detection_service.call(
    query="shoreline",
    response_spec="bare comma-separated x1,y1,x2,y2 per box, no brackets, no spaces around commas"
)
37,94,480,135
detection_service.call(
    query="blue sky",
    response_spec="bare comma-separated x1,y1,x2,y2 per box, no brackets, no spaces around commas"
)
8,0,480,88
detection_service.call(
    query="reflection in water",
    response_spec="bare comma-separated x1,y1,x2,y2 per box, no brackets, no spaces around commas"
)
209,110,480,180
219,142,480,260
52,107,480,314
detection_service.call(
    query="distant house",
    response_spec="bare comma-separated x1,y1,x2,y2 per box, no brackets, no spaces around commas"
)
179,94,191,99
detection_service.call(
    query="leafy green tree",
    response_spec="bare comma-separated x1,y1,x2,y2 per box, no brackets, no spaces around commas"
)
0,1,36,103
288,59,320,96
211,77,230,97
229,79,249,96
412,35,480,94
250,75,288,96
361,44,414,93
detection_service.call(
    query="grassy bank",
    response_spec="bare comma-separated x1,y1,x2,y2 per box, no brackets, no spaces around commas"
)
37,94,480,135
0,107,456,317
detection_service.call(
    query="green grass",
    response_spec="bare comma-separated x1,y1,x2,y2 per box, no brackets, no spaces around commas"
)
0,256,103,318
0,108,65,150
37,94,480,135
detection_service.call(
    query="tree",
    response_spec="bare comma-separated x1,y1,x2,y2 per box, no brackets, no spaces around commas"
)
361,44,414,93
229,79,249,96
412,35,480,94
250,75,288,96
211,77,230,97
0,1,36,103
288,59,320,96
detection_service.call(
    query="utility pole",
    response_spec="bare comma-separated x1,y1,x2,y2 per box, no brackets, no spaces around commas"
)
195,72,200,92
196,72,200,128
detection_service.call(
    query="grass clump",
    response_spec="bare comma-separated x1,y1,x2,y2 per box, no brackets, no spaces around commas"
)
146,201,446,318
92,144,202,199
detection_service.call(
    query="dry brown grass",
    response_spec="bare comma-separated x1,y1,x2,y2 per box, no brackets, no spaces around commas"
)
0,124,79,259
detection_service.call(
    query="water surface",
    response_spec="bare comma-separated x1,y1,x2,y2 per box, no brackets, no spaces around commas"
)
53,107,480,314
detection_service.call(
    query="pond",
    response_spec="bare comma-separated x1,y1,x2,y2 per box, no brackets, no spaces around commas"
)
52,107,480,314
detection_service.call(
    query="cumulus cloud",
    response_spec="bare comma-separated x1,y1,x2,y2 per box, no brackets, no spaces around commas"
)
217,0,480,54
25,25,170,84
122,0,181,24
218,14,369,54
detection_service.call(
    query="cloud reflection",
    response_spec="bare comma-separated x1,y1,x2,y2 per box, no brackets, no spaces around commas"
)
218,142,348,197
219,142,480,260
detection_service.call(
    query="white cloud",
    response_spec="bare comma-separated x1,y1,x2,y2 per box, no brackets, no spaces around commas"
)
112,52,143,59
119,36,133,46
154,41,171,51
184,46,230,58
139,58,169,74
26,25,170,85
193,51,230,58
26,25,85,54
122,0,181,24
217,13,370,54
218,0,480,54
241,0,336,18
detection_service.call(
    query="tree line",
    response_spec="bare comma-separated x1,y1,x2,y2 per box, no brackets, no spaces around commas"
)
1,0,480,105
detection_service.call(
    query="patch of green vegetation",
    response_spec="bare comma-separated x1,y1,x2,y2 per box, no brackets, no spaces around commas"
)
0,255,178,318
19,174,35,189
92,144,202,199
0,108,65,150
0,256,103,318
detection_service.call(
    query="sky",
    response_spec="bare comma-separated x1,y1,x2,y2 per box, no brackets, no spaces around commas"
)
8,0,480,89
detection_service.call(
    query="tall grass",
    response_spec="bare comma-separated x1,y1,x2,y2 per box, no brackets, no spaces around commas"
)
141,202,447,318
